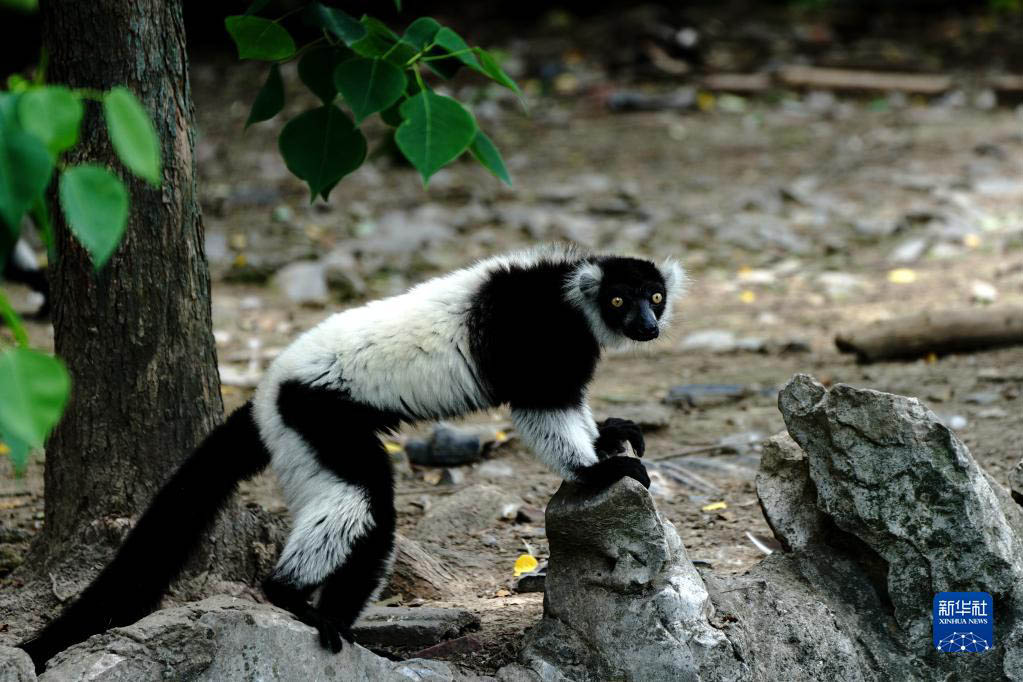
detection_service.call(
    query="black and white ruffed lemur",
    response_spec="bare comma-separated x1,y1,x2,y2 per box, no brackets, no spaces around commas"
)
19,245,686,670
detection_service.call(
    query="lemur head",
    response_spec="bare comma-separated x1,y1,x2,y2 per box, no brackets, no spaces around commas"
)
566,255,686,346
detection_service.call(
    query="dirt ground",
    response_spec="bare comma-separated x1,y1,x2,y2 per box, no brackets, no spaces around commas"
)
1,46,1021,674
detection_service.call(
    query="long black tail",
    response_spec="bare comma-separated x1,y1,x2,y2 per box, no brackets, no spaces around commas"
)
19,402,271,672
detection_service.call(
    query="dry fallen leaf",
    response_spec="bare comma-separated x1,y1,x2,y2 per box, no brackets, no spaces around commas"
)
513,554,539,577
739,290,756,304
701,501,727,512
887,268,917,284
495,589,511,598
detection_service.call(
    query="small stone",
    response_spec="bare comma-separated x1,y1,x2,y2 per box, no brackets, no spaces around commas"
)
477,461,515,478
977,407,1008,419
971,280,998,303
514,571,546,593
679,329,736,353
947,414,968,430
815,271,865,300
440,468,465,486
888,237,929,263
664,384,748,408
406,424,483,467
271,205,293,223
480,534,499,548
964,391,1001,405
353,606,480,649
272,261,329,307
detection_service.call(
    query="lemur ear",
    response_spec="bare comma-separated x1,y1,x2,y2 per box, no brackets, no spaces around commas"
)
659,258,687,301
570,262,603,301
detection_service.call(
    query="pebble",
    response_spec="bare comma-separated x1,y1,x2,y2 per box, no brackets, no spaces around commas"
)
888,238,929,263
964,391,1001,406
406,424,483,467
977,407,1008,419
664,384,749,408
970,280,998,304
272,261,329,307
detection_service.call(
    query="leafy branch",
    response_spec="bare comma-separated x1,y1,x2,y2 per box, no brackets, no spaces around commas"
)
227,1,519,189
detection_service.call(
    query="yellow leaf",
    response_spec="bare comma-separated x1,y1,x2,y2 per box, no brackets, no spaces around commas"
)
926,352,938,364
887,268,916,284
697,92,715,112
494,430,508,443
739,290,756,304
963,233,981,249
0,442,10,456
701,501,727,512
233,253,248,267
383,442,403,454
513,554,538,577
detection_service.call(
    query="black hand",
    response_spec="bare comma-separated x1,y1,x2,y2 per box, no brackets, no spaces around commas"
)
594,418,645,459
576,456,650,490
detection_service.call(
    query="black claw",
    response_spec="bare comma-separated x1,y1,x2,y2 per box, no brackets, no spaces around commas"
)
595,418,646,459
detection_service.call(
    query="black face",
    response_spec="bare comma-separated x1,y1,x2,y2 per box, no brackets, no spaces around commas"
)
596,257,667,341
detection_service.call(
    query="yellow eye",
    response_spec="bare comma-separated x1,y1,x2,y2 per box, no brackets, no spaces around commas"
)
611,296,624,308
651,292,663,304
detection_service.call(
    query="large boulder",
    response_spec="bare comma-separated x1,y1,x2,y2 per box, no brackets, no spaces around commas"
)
778,374,1023,656
521,375,1023,681
39,596,488,681
519,479,743,681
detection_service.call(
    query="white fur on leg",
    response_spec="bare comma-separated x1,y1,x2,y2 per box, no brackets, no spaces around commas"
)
511,405,600,479
272,478,375,586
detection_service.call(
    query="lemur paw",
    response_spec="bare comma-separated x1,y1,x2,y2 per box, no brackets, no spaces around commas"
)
316,620,352,653
595,418,645,459
577,456,650,490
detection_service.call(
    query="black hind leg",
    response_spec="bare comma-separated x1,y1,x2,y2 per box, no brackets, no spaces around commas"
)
315,497,396,648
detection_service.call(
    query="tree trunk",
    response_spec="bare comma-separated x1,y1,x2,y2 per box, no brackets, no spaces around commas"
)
33,1,284,589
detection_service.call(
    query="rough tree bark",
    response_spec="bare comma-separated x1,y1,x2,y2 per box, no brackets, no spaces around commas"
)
34,0,281,589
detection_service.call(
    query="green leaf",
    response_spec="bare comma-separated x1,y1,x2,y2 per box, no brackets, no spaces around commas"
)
0,347,69,448
224,15,296,61
433,27,481,70
352,16,417,65
103,87,162,185
17,86,83,156
333,57,407,123
278,105,366,201
395,91,477,184
1,430,31,477
298,45,351,104
475,49,521,94
0,128,52,232
402,17,440,51
307,3,366,45
393,0,402,11
246,63,284,127
469,131,511,185
59,165,129,268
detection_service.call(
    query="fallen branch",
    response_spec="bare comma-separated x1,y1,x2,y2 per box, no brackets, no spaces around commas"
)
778,65,951,94
835,306,1023,363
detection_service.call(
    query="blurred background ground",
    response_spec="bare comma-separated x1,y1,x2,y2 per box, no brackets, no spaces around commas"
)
1,0,1021,673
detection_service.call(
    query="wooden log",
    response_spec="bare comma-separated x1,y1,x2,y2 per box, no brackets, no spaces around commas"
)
835,307,1023,363
702,73,771,92
778,65,952,94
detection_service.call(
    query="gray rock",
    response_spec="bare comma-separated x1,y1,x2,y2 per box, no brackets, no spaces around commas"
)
353,606,480,649
664,384,748,408
406,424,484,467
679,329,736,353
778,374,1023,657
520,479,740,681
322,248,367,299
416,485,524,540
888,237,929,263
273,261,329,306
0,646,36,682
40,597,486,681
755,432,829,552
964,390,1001,405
